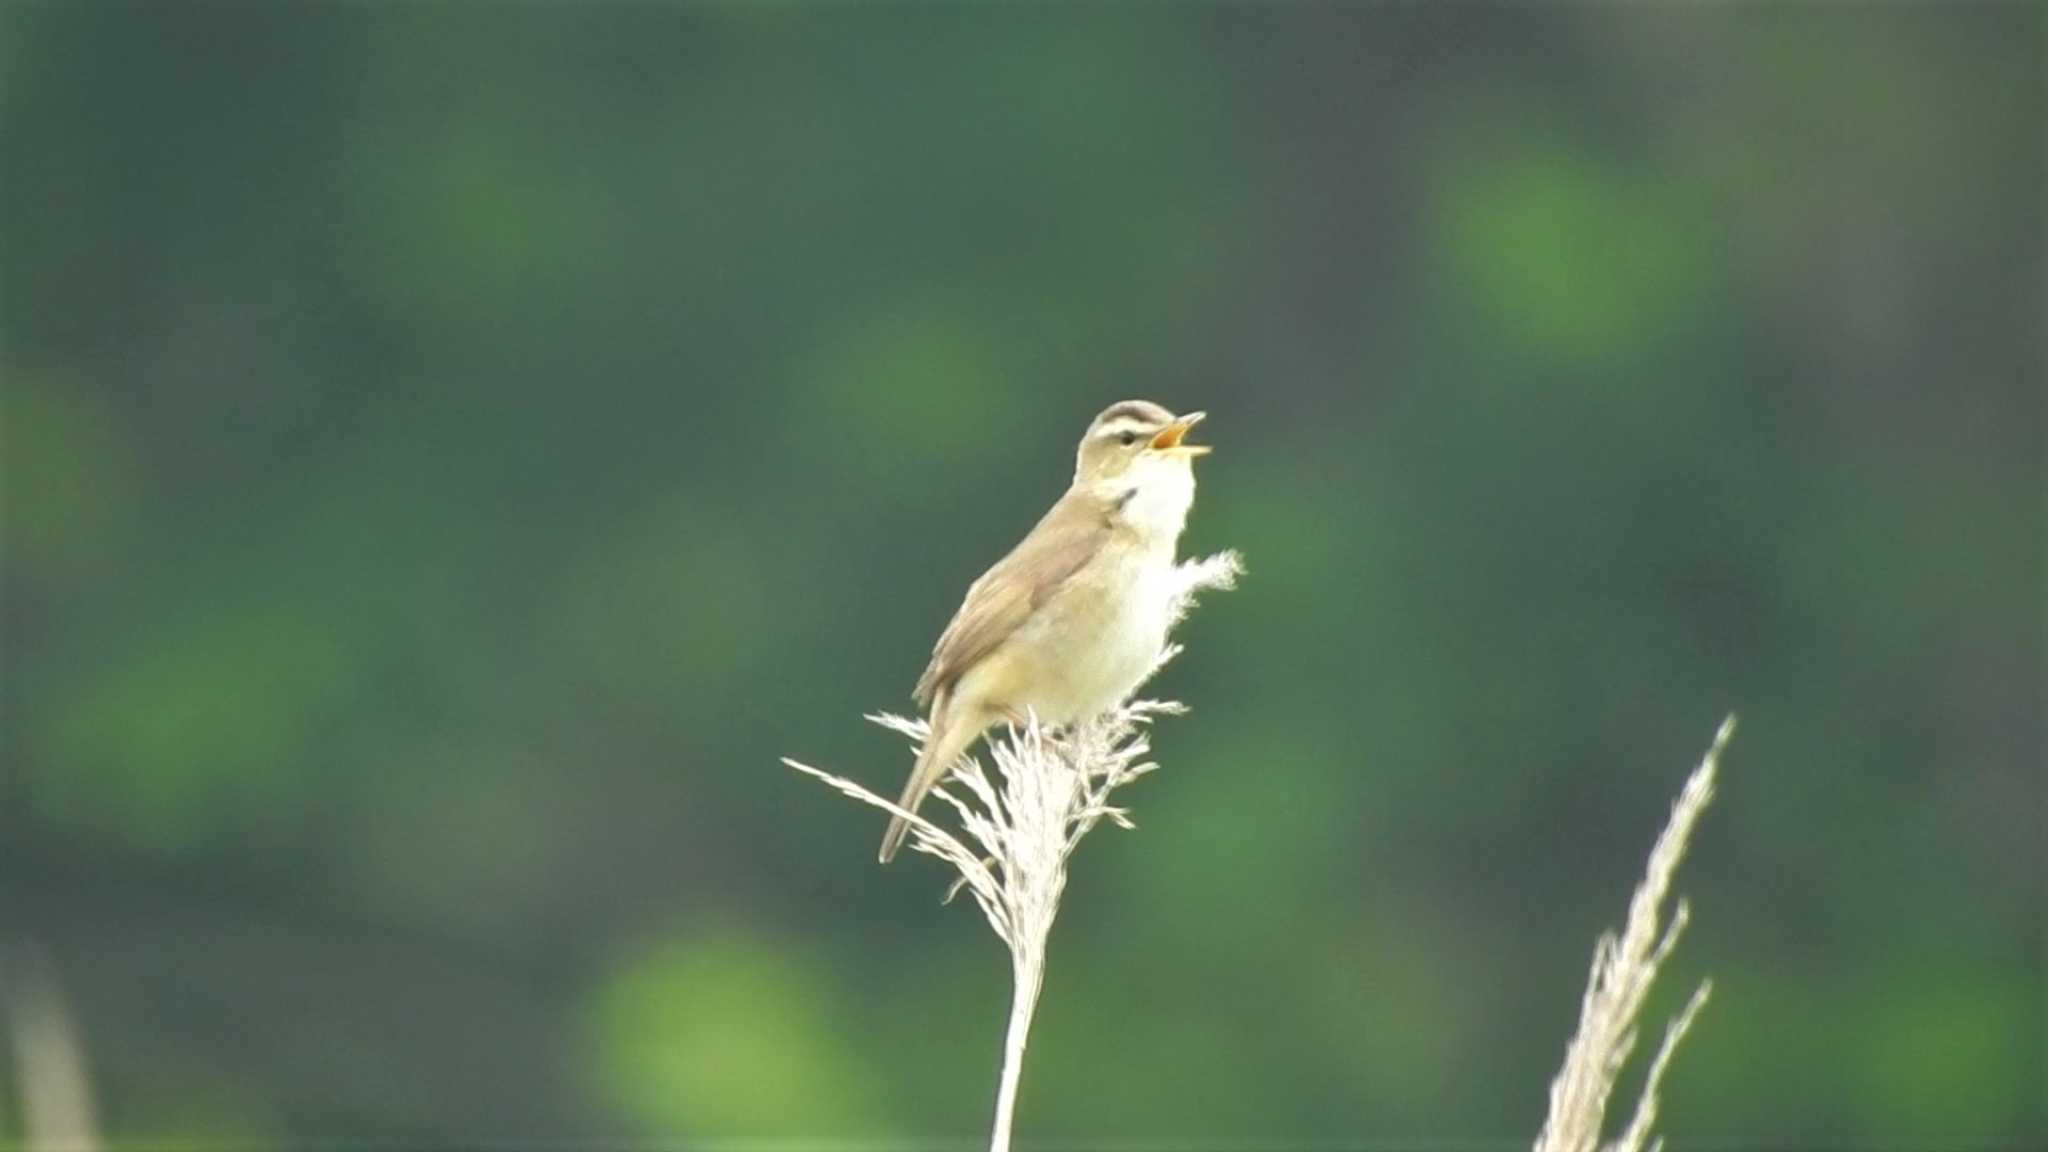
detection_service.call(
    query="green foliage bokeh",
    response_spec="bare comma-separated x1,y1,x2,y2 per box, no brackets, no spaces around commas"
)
2,3,2039,1148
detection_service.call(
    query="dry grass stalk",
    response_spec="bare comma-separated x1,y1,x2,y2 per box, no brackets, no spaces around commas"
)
3,945,102,1152
783,550,1241,1152
1534,715,1736,1152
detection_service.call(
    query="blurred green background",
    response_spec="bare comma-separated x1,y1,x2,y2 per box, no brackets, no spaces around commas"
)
3,3,2040,1149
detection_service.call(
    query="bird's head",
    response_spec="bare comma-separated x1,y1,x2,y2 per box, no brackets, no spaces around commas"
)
1073,399,1210,485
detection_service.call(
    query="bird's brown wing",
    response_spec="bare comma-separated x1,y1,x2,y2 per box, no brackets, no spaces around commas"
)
913,488,1112,707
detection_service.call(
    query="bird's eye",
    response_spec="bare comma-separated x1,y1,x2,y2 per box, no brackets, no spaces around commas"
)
1118,431,1140,447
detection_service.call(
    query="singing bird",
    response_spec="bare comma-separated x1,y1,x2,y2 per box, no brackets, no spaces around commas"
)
879,400,1210,862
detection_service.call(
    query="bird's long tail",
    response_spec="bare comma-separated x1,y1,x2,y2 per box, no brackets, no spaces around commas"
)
879,696,983,863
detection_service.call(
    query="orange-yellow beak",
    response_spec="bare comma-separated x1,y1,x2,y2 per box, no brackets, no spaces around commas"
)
1149,411,1210,455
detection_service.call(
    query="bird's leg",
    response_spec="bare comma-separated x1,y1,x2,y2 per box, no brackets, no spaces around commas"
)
998,705,1029,732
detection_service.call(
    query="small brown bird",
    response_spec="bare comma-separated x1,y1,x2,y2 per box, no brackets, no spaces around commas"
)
880,400,1210,862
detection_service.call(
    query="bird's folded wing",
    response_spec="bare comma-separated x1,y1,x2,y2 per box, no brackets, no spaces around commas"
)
913,489,1111,707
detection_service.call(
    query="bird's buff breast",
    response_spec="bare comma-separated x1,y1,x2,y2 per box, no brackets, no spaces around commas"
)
968,544,1177,727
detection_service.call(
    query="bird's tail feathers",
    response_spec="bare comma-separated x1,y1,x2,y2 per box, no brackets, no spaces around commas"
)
878,698,981,863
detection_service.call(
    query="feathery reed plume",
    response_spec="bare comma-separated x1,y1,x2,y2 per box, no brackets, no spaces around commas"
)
1534,715,1735,1152
783,550,1241,1152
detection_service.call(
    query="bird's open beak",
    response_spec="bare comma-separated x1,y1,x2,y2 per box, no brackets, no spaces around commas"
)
1149,411,1210,455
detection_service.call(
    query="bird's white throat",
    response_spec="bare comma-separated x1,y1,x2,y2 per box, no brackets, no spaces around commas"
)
1112,455,1197,546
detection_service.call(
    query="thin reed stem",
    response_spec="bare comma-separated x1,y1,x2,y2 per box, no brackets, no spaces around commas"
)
990,951,1043,1152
